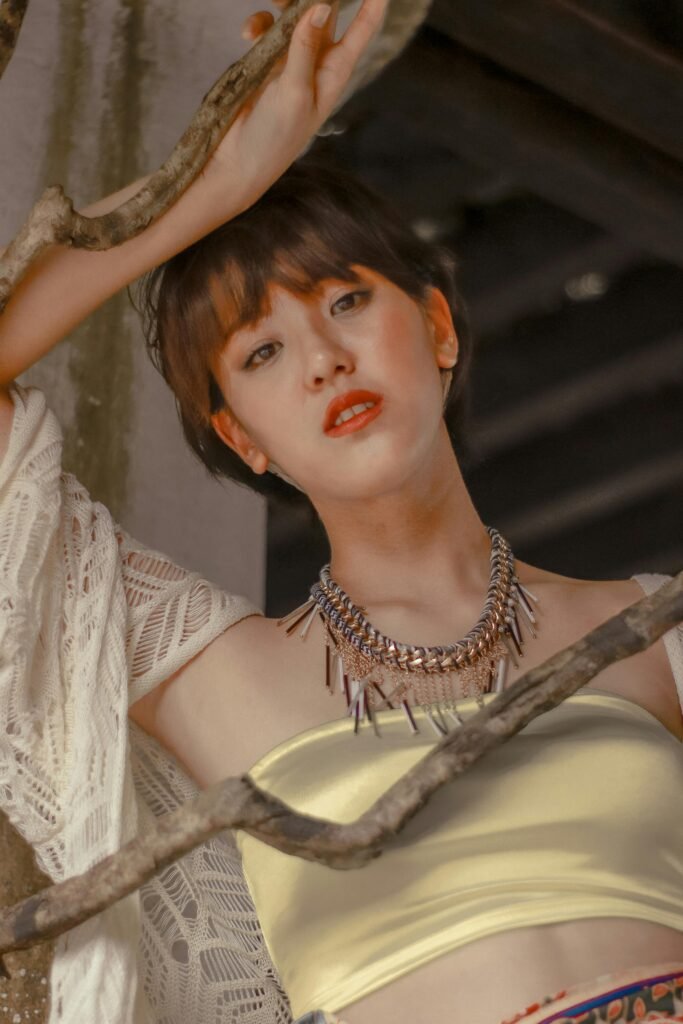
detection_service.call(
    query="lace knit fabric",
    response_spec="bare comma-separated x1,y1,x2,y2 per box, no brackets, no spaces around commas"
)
0,385,291,1024
1,385,682,1024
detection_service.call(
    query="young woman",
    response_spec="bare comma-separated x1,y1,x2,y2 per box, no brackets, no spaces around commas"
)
1,3,682,1023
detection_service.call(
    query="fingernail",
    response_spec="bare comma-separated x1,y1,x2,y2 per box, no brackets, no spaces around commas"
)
311,4,331,28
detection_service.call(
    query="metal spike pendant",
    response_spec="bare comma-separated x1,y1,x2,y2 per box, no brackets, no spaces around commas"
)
514,582,537,625
501,630,520,669
494,655,509,693
425,707,448,737
299,605,318,639
278,526,541,737
447,704,465,727
278,598,314,627
515,592,538,637
401,700,419,734
434,704,451,734
372,681,395,710
366,697,381,738
517,581,540,606
325,643,332,693
281,600,316,636
508,609,524,651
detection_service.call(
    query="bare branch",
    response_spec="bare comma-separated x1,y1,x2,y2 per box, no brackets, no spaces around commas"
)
0,570,680,962
0,0,29,82
0,0,321,314
0,0,434,313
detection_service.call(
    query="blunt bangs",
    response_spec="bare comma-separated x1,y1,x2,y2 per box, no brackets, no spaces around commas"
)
136,154,473,505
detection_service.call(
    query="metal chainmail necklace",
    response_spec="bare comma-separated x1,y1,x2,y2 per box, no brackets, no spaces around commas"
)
278,526,539,738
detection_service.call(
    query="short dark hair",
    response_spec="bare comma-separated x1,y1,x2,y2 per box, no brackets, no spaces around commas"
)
137,154,473,504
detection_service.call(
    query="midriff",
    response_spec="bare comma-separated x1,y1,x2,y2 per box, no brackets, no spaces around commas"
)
339,918,683,1024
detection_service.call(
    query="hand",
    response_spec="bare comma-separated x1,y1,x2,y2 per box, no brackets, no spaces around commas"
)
205,0,388,207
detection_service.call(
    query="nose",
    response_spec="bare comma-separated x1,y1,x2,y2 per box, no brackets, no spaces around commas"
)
303,334,355,391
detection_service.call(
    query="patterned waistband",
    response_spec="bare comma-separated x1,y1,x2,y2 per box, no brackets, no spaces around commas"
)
515,968,683,1024
292,968,683,1024
291,1014,340,1024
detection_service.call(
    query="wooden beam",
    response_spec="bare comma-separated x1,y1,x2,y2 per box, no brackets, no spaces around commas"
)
466,383,683,544
356,31,683,267
468,262,683,422
469,329,683,461
519,482,683,581
451,196,642,335
501,449,683,547
427,0,683,165
467,234,637,337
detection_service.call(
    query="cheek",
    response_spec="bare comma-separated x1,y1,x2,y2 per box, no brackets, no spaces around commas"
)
234,397,284,455
373,305,435,378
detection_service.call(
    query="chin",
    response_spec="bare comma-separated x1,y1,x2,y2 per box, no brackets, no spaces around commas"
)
312,450,432,504
290,411,443,501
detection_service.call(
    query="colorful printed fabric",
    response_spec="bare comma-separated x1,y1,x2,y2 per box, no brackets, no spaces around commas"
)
292,1014,347,1024
500,970,683,1024
292,971,683,1024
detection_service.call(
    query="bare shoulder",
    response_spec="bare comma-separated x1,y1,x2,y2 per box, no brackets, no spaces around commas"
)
128,611,319,786
128,611,274,726
518,564,682,741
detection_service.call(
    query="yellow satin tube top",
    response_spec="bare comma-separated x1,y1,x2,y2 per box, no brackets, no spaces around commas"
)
235,688,683,1018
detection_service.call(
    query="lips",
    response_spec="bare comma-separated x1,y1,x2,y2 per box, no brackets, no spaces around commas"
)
323,389,384,437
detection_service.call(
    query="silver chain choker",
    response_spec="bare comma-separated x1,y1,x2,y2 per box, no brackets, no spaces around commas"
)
278,526,539,737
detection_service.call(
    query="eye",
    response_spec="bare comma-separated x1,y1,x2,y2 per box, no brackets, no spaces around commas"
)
244,340,281,370
332,289,371,314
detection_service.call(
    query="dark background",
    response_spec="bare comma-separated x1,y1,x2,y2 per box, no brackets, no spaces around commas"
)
266,0,683,616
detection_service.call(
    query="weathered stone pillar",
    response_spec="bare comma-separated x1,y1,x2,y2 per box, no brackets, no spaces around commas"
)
0,0,265,1011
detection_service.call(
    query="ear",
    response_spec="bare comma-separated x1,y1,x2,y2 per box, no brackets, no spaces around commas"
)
423,287,459,370
210,407,269,475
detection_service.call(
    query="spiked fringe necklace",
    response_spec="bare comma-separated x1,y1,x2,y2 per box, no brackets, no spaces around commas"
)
278,526,539,738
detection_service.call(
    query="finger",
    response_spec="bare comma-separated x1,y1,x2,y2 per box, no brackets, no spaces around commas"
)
241,10,275,41
327,0,340,41
279,4,334,90
325,0,387,75
318,0,388,89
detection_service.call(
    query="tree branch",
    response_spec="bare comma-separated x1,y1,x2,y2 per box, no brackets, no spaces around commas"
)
0,0,29,82
1,570,680,963
0,0,321,314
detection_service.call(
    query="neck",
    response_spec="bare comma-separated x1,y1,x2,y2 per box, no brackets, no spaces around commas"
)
312,439,493,625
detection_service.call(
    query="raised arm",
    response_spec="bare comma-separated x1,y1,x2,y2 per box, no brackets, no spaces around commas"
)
0,0,387,395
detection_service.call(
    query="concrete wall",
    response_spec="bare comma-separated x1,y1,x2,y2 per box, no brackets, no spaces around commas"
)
0,0,267,608
0,2,267,1011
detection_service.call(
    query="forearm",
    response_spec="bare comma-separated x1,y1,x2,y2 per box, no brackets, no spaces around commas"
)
0,0,387,388
0,164,249,386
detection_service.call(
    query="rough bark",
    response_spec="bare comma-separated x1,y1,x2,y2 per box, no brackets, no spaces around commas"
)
0,570,680,966
358,31,683,268
428,0,683,164
0,0,432,315
0,0,319,313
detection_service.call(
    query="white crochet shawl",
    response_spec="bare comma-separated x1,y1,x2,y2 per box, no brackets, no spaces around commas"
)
0,385,292,1024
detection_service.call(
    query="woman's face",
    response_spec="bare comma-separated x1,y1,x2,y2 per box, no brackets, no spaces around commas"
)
210,264,458,503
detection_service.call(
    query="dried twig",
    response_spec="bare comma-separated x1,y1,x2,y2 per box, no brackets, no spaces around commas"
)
0,0,29,82
0,0,432,314
0,570,680,961
0,0,321,313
